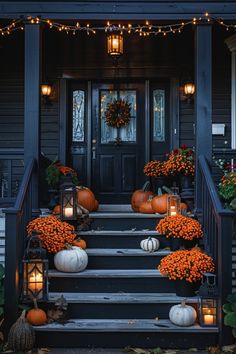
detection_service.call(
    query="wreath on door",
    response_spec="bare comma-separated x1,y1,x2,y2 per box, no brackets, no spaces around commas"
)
105,99,131,128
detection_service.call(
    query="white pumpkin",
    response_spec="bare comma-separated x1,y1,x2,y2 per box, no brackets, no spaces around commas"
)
140,237,160,252
169,300,197,327
54,246,88,272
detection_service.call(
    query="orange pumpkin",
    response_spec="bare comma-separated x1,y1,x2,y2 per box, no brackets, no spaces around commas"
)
26,299,47,326
139,198,154,214
93,199,99,212
131,182,153,212
76,186,96,212
151,194,168,214
52,204,61,215
72,237,87,249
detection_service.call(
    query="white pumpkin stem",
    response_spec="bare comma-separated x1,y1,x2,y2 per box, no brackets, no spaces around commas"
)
65,243,73,250
33,298,38,309
180,299,187,307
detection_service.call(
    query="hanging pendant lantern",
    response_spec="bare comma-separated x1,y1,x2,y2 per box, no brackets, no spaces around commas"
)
107,34,123,57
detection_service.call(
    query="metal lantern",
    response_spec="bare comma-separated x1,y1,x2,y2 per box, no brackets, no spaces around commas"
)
167,187,181,216
23,231,48,301
198,273,218,327
41,84,52,97
60,175,77,222
184,82,195,95
107,34,123,57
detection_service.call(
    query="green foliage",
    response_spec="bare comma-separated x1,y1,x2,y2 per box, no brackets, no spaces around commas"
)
218,171,236,211
223,292,236,338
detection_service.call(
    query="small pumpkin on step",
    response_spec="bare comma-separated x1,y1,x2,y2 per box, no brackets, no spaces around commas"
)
140,237,160,252
72,237,87,249
26,298,47,326
169,299,197,327
139,196,154,214
131,181,153,212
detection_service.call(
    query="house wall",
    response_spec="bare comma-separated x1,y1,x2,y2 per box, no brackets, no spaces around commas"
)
0,24,233,184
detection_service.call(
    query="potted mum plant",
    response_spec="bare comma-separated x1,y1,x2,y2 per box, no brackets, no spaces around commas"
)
156,214,203,250
164,145,194,191
158,247,215,297
143,160,168,193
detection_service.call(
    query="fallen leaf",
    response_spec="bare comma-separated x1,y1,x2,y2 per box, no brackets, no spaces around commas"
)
128,320,136,324
38,348,51,354
154,317,159,321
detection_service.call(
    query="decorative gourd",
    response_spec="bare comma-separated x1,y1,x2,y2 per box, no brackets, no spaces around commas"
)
140,237,160,252
139,197,154,214
151,194,168,214
26,298,47,326
169,300,197,327
131,182,153,212
8,310,35,351
54,245,88,272
72,237,87,249
93,199,99,211
76,186,96,212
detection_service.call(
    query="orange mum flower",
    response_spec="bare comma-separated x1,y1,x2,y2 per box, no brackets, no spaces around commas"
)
143,160,167,177
158,248,215,283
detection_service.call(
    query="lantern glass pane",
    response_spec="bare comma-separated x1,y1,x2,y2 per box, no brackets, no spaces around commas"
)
23,261,44,300
153,89,165,142
200,298,217,326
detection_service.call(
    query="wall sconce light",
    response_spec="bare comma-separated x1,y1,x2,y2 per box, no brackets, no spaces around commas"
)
167,187,181,216
22,231,48,301
198,273,218,327
182,82,195,103
60,175,77,223
41,83,52,105
107,34,123,57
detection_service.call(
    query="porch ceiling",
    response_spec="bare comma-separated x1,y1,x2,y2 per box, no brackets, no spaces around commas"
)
0,1,236,20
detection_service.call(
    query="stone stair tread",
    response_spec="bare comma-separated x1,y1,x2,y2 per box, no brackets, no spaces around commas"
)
34,318,218,333
48,292,199,303
48,269,164,278
79,230,161,236
86,248,170,256
89,212,165,218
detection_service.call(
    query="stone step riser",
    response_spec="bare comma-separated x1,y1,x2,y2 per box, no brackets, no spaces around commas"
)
91,217,159,231
49,277,175,293
35,331,218,349
51,302,198,319
82,234,169,249
86,255,163,269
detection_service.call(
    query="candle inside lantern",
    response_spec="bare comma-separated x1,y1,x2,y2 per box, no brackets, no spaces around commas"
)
203,314,214,325
231,158,234,172
64,207,73,218
29,272,43,298
170,205,177,216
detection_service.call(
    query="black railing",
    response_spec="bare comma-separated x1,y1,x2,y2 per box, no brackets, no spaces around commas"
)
4,158,37,332
0,149,24,206
198,155,235,346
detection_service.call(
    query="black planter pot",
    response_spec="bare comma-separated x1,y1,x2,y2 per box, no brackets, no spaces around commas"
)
169,238,182,251
174,279,200,297
150,176,166,194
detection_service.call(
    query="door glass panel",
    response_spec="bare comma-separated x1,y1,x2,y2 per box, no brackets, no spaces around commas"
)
100,90,136,143
120,90,136,142
72,90,85,142
153,89,165,142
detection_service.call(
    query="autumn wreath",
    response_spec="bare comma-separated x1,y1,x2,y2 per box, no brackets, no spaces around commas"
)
105,98,131,128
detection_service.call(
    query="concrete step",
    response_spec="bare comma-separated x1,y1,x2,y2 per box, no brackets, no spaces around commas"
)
80,230,169,249
48,269,175,293
34,319,218,348
85,248,170,269
47,292,199,319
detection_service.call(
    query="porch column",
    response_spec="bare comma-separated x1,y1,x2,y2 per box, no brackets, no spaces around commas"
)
24,23,41,212
194,23,212,212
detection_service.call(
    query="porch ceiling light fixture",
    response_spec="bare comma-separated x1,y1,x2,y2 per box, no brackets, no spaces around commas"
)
107,33,123,57
41,83,52,105
182,82,195,103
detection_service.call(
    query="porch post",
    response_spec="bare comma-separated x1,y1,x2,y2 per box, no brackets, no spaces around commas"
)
194,23,212,213
24,23,41,213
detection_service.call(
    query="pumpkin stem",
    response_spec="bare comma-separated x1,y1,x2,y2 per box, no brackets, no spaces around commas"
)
65,243,73,250
142,181,151,192
33,298,38,310
162,186,173,194
180,299,187,307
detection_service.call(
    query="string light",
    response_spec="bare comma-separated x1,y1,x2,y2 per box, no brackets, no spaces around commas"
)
1,14,236,38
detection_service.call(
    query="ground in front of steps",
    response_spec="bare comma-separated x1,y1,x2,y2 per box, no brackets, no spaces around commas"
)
47,349,210,354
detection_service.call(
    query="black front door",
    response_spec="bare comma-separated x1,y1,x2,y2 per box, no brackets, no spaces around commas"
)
91,82,145,203
68,79,172,204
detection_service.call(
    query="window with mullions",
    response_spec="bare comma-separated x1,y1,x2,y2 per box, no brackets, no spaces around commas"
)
72,90,85,142
153,89,165,142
